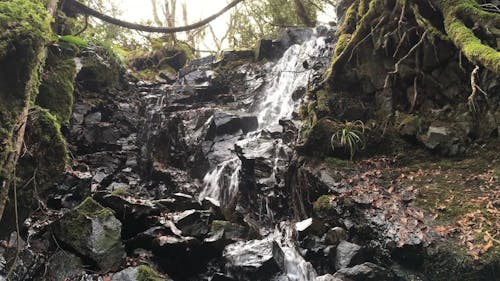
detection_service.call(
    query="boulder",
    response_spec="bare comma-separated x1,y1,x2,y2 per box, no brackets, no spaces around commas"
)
419,125,465,156
335,240,362,270
174,210,213,238
39,251,84,281
333,262,395,281
223,239,280,280
52,197,125,270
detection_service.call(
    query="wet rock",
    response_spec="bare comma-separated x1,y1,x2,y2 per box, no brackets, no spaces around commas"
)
155,193,202,212
206,112,258,140
292,86,307,101
324,227,347,245
174,210,213,238
295,218,326,239
218,50,254,64
335,240,362,270
39,251,83,281
315,274,343,281
111,265,168,281
224,239,280,280
209,220,248,242
210,273,235,281
52,197,125,270
94,192,160,237
255,39,282,61
333,262,395,281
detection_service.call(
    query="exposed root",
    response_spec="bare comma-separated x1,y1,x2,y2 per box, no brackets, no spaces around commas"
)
410,76,418,113
467,65,488,112
384,30,428,89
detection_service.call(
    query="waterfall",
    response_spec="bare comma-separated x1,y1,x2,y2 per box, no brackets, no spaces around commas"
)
200,34,326,209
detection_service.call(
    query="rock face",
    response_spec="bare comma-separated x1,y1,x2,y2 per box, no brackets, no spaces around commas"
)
223,239,280,280
52,197,125,270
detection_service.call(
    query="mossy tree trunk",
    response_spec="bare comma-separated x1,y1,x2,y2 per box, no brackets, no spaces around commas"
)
0,0,58,223
328,0,499,83
301,0,499,157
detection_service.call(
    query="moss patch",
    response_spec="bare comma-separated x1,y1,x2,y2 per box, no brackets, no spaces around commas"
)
0,107,68,237
137,265,168,281
37,53,77,124
52,197,125,270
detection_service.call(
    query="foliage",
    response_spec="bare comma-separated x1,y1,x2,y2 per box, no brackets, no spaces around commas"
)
226,0,327,48
330,120,366,160
58,35,88,48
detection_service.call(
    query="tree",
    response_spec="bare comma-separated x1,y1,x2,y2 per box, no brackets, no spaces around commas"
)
225,0,330,48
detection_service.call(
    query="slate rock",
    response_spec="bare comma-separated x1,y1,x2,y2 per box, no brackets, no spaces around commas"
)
52,197,125,270
335,240,362,270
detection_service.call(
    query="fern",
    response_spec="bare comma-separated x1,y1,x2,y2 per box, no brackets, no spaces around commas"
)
330,120,366,161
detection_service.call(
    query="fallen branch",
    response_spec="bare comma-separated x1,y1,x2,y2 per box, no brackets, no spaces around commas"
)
63,0,243,33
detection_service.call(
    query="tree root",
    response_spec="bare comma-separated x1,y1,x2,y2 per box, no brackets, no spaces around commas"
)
467,65,488,112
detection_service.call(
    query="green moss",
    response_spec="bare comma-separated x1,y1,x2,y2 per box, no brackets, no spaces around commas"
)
111,188,130,197
137,265,167,281
334,34,352,58
325,157,350,167
313,195,336,213
0,0,52,58
0,107,68,237
439,0,500,73
424,240,499,281
337,1,359,36
52,197,125,270
37,55,77,124
0,0,53,179
316,89,331,116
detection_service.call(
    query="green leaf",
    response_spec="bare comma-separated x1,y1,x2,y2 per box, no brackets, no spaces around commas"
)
58,35,88,47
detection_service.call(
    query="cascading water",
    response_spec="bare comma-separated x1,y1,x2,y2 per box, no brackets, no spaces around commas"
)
199,29,327,281
200,33,326,208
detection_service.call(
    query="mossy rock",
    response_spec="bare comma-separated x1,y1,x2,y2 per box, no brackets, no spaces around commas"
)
77,43,126,91
0,107,68,238
111,265,170,281
423,240,499,281
37,52,77,124
52,197,125,270
0,0,52,178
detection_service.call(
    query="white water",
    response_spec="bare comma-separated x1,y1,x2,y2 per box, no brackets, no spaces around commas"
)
200,35,325,207
198,34,325,281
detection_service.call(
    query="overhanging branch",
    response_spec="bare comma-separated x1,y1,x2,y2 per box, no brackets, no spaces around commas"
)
63,0,244,33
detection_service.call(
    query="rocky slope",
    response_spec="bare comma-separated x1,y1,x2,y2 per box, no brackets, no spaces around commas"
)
0,22,499,281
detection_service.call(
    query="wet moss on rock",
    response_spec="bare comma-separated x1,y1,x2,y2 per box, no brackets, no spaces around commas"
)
0,107,68,237
137,265,168,281
37,53,77,124
52,197,125,270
